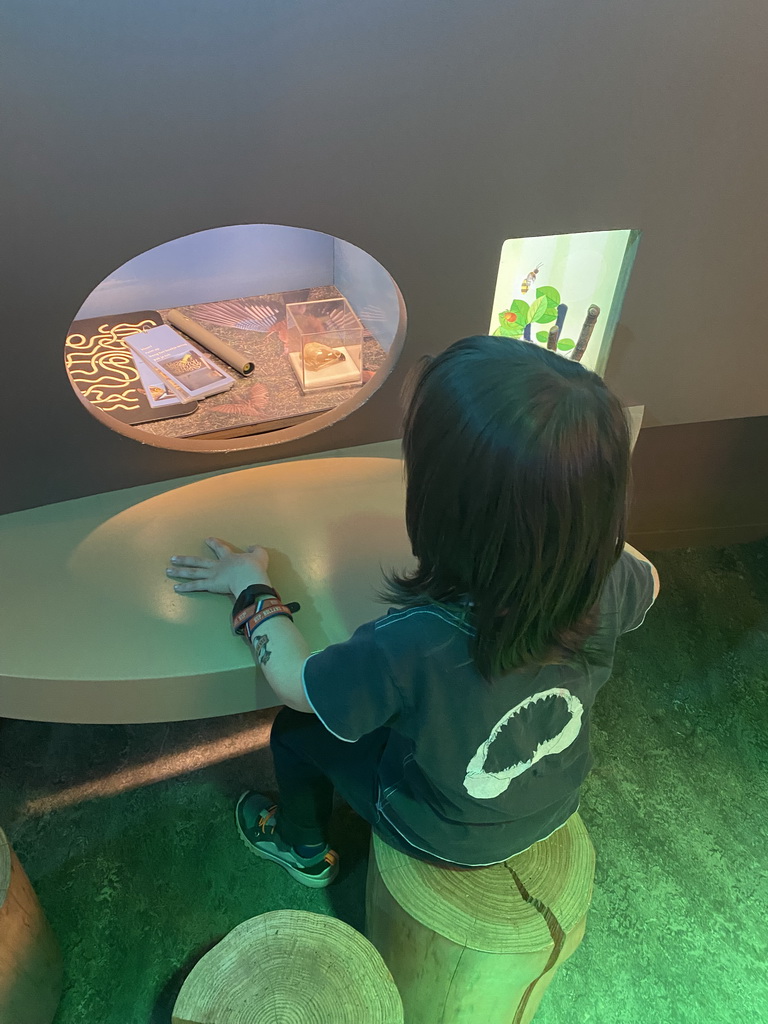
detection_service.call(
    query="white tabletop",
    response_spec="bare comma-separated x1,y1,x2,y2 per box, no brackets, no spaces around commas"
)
0,441,412,723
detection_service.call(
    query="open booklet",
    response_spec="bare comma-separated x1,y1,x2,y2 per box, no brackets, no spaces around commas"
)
125,324,235,402
132,353,188,409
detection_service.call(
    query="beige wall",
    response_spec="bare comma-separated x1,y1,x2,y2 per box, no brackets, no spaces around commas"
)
3,0,767,513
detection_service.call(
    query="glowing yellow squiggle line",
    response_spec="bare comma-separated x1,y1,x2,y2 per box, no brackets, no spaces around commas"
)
66,320,157,412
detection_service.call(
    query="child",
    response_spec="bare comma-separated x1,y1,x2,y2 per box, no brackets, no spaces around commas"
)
167,335,659,888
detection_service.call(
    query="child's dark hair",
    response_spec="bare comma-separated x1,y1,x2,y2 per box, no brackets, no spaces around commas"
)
380,335,631,679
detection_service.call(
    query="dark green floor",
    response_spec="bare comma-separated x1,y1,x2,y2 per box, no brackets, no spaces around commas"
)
2,540,767,1023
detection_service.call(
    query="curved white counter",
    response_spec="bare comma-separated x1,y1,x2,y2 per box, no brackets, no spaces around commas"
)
0,442,411,723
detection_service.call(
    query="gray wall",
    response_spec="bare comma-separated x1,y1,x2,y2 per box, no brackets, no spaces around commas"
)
3,0,767,513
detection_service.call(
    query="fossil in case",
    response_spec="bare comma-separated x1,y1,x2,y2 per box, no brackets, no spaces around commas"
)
285,298,364,392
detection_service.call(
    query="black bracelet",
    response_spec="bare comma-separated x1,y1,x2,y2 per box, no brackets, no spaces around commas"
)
232,584,280,621
232,584,300,636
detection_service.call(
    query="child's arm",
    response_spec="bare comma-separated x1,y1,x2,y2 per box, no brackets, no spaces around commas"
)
241,612,313,714
166,536,314,714
623,541,661,600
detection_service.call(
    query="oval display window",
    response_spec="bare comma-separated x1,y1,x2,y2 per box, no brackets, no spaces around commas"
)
64,224,406,451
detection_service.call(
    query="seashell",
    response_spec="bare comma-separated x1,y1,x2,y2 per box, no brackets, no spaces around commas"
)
304,341,346,371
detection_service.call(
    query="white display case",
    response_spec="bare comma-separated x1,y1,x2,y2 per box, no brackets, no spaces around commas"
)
286,297,364,392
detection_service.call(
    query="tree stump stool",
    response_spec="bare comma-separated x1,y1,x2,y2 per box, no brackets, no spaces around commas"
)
172,909,404,1024
0,827,63,1024
365,812,595,1024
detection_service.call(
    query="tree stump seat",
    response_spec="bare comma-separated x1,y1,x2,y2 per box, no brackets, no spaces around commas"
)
365,811,596,1024
172,909,404,1024
0,827,63,1024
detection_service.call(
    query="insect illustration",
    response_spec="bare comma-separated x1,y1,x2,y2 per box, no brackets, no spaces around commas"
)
521,263,542,294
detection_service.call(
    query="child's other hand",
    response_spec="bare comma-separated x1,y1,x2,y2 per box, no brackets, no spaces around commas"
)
167,537,272,597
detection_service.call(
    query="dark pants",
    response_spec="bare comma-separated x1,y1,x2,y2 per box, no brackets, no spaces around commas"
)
269,706,443,862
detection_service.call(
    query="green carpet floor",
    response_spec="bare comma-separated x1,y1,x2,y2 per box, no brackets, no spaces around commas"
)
1,539,766,1023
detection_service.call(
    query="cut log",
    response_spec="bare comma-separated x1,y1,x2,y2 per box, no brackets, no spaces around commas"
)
365,811,595,1024
172,909,403,1024
0,828,63,1024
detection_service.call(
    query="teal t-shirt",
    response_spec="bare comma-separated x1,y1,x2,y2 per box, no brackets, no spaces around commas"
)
302,550,655,866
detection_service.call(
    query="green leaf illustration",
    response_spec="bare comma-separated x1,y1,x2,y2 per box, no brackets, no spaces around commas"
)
527,295,548,324
536,331,549,343
535,285,561,324
509,299,530,323
557,338,576,351
536,307,558,324
536,285,561,305
493,327,502,335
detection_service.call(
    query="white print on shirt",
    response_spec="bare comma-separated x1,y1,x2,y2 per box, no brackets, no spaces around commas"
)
463,687,584,799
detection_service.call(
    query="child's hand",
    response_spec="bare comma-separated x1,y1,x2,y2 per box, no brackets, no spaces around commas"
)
167,537,272,598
